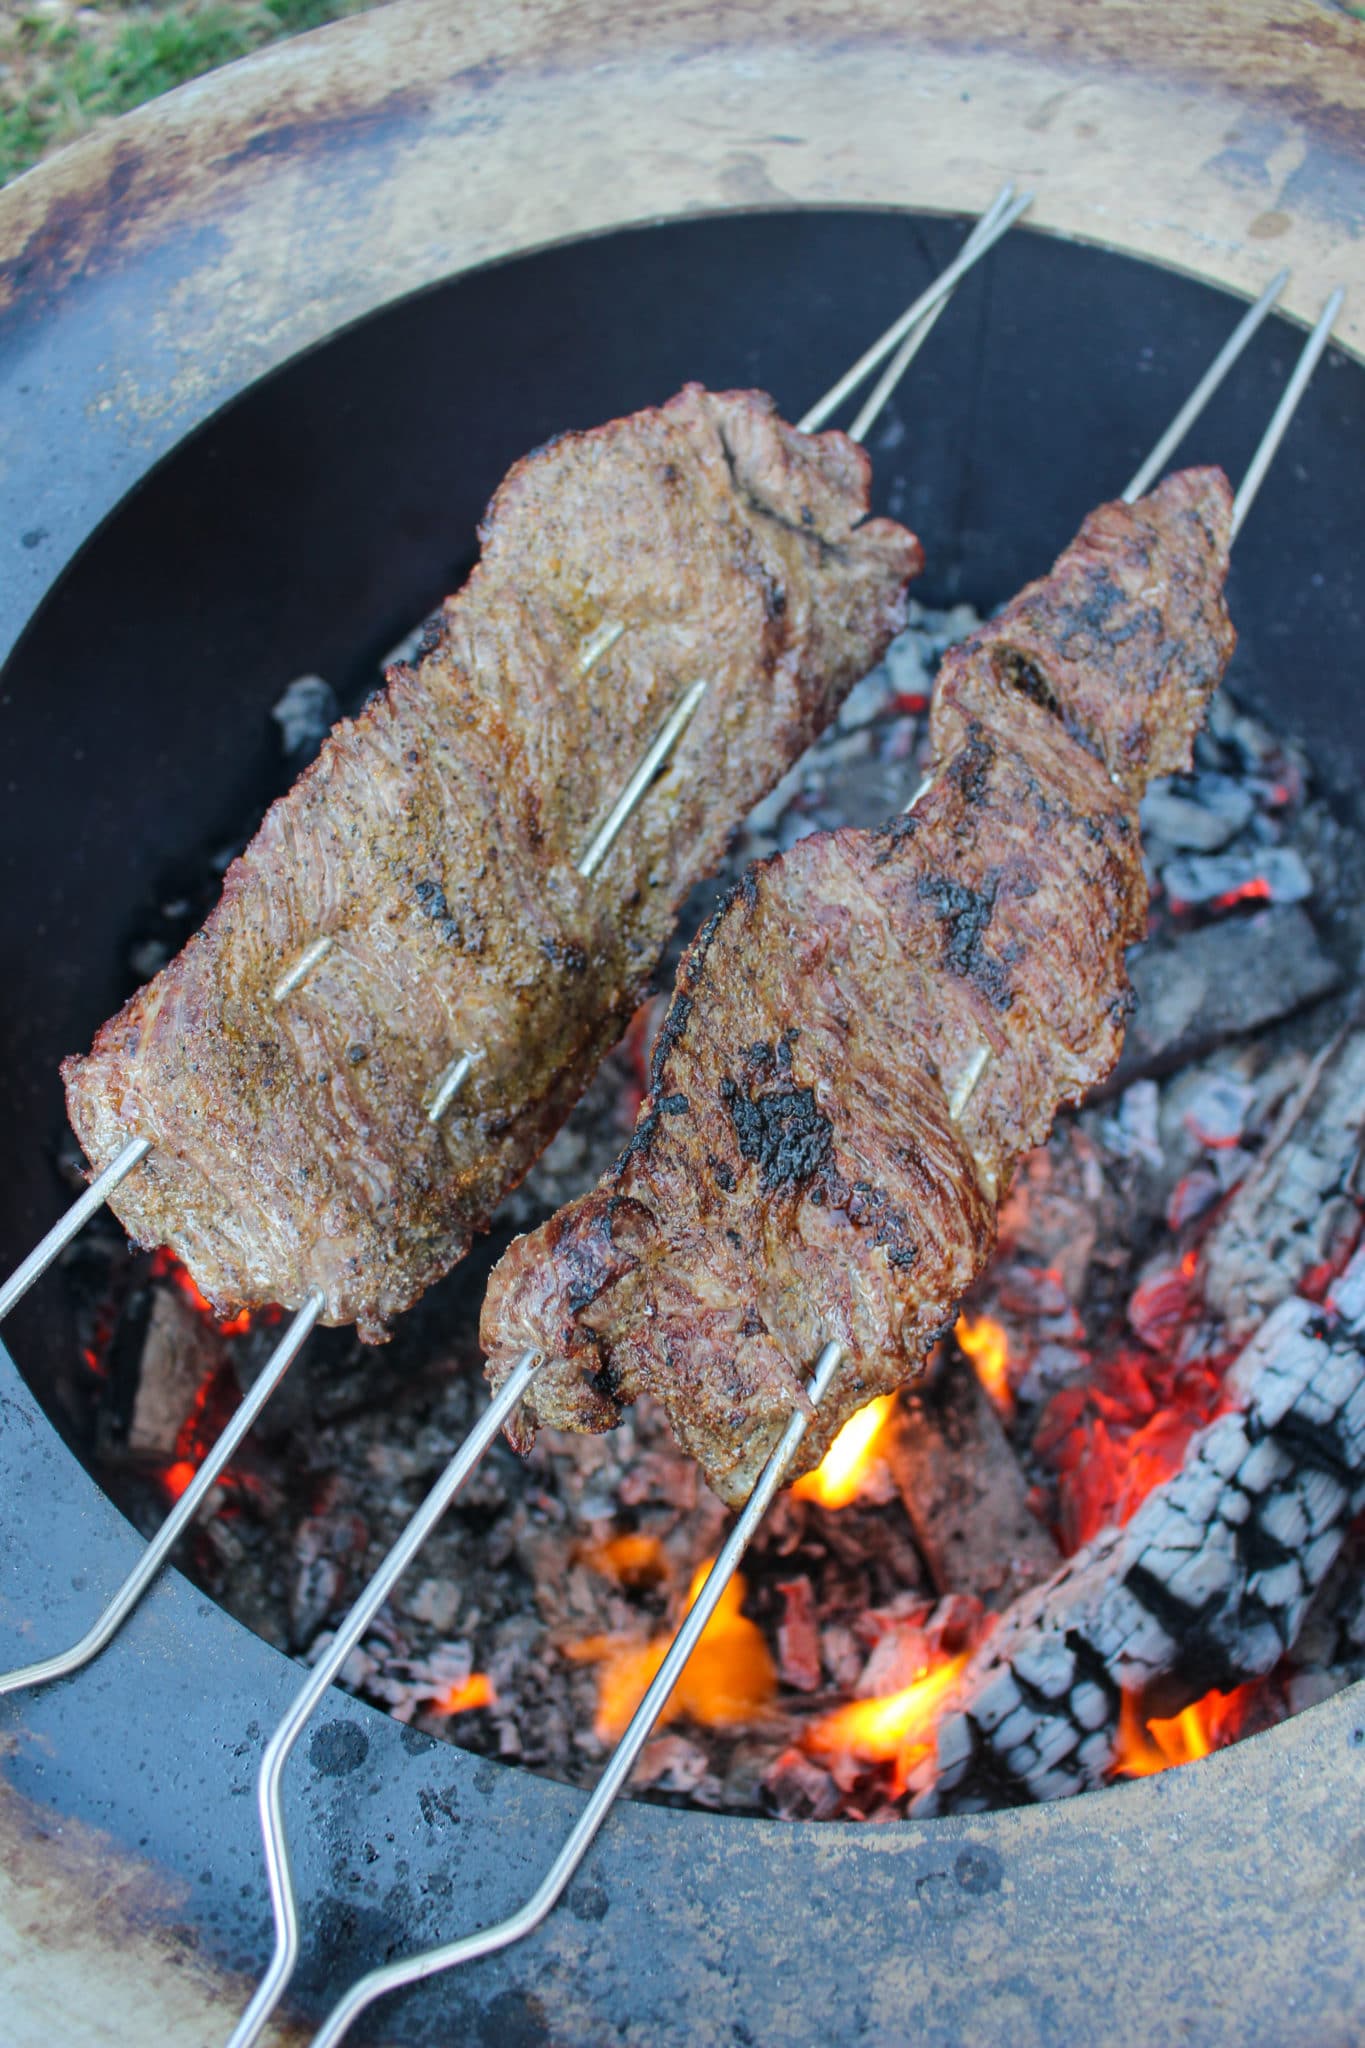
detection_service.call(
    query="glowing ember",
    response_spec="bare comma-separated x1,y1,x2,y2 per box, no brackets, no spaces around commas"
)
805,1654,968,1795
151,1247,256,1336
162,1458,197,1501
1035,1349,1228,1553
567,1562,777,1743
150,1282,268,1504
1111,1683,1262,1778
955,1312,1013,1418
1210,876,1274,912
432,1672,496,1717
580,1531,669,1587
792,1393,896,1509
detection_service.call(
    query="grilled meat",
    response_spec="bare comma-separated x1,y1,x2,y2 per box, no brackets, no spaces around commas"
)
481,469,1235,1504
64,386,922,1339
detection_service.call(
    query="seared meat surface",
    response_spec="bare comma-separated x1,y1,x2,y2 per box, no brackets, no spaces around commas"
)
481,470,1235,1504
64,387,921,1337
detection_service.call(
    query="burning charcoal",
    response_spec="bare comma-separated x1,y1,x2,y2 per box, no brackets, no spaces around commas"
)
722,1739,786,1811
835,664,897,732
991,1131,1106,1302
1197,1029,1365,1341
1179,1071,1254,1150
763,1747,844,1822
882,620,934,702
1127,1258,1194,1351
1213,1145,1253,1192
404,1578,462,1633
1097,1079,1163,1166
819,1624,865,1691
1140,771,1254,853
1016,1342,1089,1404
290,1511,368,1649
856,1619,935,1698
776,1577,823,1693
1166,1168,1222,1232
917,600,980,656
271,673,339,764
1286,1667,1351,1716
1162,843,1312,910
1111,905,1340,1086
996,1266,1071,1318
634,1734,712,1794
127,1286,224,1458
916,1253,1365,1813
884,1360,1059,1609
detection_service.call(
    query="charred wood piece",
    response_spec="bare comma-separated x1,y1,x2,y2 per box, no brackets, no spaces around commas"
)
127,1286,223,1459
884,1361,1058,1609
1196,1029,1365,1342
915,1254,1365,1814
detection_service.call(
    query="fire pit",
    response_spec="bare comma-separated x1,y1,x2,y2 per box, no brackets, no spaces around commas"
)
4,4,1365,2044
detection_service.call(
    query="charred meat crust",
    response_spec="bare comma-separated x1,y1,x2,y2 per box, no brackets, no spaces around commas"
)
481,468,1235,1505
62,385,922,1334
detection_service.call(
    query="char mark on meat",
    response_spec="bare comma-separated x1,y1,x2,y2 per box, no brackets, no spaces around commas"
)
63,386,922,1338
481,467,1235,1504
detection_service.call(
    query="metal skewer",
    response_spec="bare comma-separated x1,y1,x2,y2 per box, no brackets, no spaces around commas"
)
1121,267,1289,503
0,195,1024,1711
226,1340,842,2048
0,1288,323,1698
903,278,1341,841
428,674,712,1120
845,189,1026,446
0,1134,149,1322
1231,286,1344,541
222,1343,542,2048
798,184,1031,432
230,278,1346,2048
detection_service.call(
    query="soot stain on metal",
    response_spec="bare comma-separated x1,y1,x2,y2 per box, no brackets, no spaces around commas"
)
309,1719,371,1777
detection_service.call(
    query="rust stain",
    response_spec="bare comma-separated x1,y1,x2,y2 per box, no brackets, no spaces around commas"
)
0,1777,308,2048
0,71,433,329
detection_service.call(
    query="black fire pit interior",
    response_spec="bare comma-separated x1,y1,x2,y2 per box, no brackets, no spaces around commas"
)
4,212,1365,2046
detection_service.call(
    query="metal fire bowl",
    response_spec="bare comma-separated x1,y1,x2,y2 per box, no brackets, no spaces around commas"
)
3,4,1365,2043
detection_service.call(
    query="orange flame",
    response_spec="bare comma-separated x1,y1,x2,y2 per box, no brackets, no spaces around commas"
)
580,1532,669,1587
1111,1684,1260,1778
432,1672,496,1717
567,1562,776,1743
955,1312,1013,1418
151,1248,255,1336
792,1394,897,1509
805,1655,968,1795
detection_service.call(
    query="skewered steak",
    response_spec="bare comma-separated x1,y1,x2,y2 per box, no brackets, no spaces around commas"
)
63,386,921,1339
481,469,1235,1504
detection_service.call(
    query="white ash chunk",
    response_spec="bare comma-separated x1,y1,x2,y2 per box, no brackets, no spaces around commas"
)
914,1277,1365,1815
1141,772,1254,853
271,673,338,761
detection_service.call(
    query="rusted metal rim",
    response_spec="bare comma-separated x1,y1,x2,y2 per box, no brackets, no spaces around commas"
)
2,5,1365,2045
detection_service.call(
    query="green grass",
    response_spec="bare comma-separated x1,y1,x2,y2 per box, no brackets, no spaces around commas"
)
0,1,380,186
